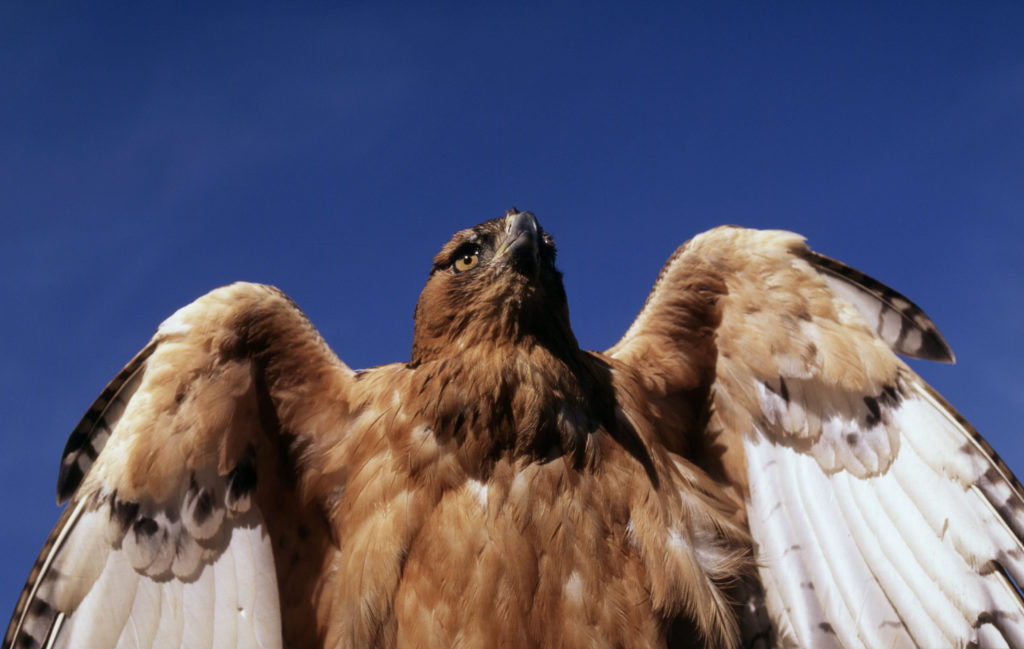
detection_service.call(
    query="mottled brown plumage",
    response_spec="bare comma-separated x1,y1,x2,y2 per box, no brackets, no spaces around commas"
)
6,211,1024,649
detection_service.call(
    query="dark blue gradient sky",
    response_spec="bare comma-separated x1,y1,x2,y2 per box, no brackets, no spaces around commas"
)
2,2,1022,618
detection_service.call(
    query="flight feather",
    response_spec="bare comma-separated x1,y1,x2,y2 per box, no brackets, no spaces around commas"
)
5,214,1021,649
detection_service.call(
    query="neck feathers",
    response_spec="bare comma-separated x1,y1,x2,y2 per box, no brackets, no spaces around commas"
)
408,339,606,473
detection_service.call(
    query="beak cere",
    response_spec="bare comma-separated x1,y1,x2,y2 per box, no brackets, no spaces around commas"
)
496,210,541,269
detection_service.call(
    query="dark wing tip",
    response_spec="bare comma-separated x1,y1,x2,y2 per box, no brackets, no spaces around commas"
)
802,251,956,364
915,327,956,364
55,461,84,506
55,342,156,505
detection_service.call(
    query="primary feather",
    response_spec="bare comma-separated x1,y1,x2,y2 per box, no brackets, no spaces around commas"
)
5,212,1021,649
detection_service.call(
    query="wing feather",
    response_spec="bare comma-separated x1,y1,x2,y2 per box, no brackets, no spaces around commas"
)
57,343,154,504
611,226,1024,648
211,537,240,649
800,250,954,364
5,282,355,649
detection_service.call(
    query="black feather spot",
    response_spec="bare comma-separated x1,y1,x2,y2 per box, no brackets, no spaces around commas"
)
228,447,258,502
79,439,99,460
818,622,835,635
863,396,881,427
15,633,36,649
881,384,901,404
62,423,93,455
57,460,85,503
845,433,859,445
778,377,790,403
111,499,140,531
192,489,215,526
29,598,52,616
133,517,159,537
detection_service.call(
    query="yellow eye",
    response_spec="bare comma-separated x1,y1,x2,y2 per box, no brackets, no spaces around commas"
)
453,252,479,273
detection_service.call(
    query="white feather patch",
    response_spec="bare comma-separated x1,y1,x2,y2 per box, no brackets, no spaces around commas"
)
745,384,1024,648
756,379,899,477
156,305,194,338
27,499,281,649
466,479,489,510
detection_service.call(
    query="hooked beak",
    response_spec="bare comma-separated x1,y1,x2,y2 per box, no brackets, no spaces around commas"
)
493,209,540,265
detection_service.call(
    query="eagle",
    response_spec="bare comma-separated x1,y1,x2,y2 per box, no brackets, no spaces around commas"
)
5,210,1023,649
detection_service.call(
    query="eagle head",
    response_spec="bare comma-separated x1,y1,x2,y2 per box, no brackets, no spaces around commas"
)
410,209,577,365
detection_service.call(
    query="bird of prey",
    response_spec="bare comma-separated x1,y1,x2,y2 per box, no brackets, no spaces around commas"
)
5,210,1023,649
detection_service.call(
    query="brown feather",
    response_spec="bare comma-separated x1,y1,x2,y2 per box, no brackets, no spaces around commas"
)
35,216,1002,649
611,225,1024,648
293,213,753,647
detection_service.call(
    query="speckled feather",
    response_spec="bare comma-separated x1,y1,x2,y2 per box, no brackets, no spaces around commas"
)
613,226,1024,647
5,214,1022,649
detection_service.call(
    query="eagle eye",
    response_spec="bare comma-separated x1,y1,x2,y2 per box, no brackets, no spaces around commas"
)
452,244,481,273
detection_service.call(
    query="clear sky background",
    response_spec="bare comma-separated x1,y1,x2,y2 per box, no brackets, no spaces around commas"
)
1,2,1022,620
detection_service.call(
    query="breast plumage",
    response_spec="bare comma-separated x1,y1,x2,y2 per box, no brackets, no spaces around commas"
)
6,210,1022,649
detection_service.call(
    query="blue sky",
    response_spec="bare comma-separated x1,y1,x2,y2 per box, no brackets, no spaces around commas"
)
1,2,1022,619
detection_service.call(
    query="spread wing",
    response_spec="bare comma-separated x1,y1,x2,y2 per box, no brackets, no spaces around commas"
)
610,227,1024,648
4,282,355,649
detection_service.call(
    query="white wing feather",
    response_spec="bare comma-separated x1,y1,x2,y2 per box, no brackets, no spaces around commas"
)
4,285,295,649
735,237,1024,648
613,226,1024,648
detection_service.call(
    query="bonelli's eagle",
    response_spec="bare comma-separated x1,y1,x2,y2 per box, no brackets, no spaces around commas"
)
5,210,1024,649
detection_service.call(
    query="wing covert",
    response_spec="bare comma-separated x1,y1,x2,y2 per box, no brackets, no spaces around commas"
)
4,282,356,649
610,226,1024,648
